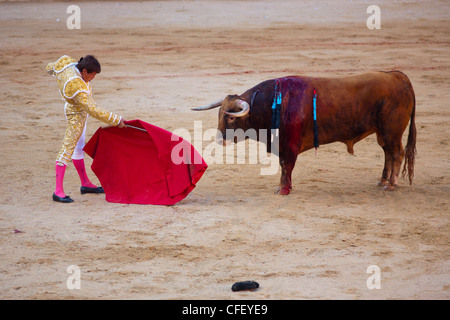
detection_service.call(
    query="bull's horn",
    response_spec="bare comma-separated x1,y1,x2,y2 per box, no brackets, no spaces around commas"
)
191,99,223,111
224,100,250,117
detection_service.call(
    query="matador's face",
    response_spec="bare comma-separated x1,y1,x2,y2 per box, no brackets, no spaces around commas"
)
81,69,97,83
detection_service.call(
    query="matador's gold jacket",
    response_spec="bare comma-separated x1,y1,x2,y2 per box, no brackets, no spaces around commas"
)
46,55,122,126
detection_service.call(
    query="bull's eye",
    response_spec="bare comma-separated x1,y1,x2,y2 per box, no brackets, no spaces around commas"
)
227,115,235,121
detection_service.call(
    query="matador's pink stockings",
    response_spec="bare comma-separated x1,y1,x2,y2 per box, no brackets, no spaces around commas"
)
72,158,97,188
54,163,67,198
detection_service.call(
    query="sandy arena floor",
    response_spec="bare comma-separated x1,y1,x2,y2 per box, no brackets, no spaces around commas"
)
0,0,449,299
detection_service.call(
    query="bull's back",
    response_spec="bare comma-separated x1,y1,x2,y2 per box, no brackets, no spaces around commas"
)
292,71,415,149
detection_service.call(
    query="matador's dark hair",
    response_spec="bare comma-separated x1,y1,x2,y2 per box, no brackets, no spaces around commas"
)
76,55,101,74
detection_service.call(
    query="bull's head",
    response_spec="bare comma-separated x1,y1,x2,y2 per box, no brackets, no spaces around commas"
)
192,95,251,145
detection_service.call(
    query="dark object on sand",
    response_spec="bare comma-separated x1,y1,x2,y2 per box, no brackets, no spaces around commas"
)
232,281,260,292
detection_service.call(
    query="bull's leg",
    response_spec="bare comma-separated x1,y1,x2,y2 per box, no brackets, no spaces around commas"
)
275,151,298,195
378,147,392,187
381,141,405,191
377,132,390,187
387,142,405,190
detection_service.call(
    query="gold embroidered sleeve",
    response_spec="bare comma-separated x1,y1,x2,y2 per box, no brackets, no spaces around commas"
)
63,77,89,99
64,78,89,99
73,92,122,126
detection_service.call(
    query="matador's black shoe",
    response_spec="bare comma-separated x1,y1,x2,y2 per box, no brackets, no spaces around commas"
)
53,193,74,203
80,186,105,194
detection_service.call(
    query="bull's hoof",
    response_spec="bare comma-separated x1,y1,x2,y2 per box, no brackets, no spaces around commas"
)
377,179,389,187
275,187,291,195
383,184,396,191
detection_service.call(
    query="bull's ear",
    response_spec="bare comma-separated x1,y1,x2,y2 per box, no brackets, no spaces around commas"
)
191,99,223,111
251,90,259,107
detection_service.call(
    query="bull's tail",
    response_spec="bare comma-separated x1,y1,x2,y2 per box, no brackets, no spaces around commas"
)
401,96,417,185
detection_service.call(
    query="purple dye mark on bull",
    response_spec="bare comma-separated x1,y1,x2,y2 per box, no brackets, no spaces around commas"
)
276,77,310,151
278,77,309,121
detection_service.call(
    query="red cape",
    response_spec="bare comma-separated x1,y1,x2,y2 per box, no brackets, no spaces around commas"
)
83,119,207,205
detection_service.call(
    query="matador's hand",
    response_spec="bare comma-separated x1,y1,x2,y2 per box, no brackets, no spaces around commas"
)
117,118,127,128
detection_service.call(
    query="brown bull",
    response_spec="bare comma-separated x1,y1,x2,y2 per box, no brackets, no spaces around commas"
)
193,71,417,195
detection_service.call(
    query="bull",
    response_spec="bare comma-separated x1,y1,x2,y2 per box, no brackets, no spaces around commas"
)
192,71,416,195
